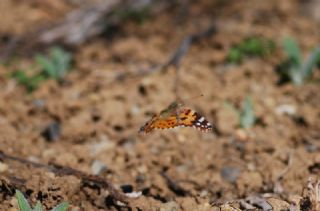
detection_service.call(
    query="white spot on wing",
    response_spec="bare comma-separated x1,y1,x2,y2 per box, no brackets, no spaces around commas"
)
198,117,205,122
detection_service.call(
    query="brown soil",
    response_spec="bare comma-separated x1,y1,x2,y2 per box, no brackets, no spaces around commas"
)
0,0,320,210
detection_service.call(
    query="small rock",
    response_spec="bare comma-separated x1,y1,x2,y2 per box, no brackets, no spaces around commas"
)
221,167,241,183
27,156,39,163
0,162,8,172
240,200,256,210
176,165,188,173
131,105,140,115
91,160,107,175
235,129,250,142
247,162,256,171
267,198,290,210
137,165,147,174
275,104,296,116
200,190,208,197
125,191,142,198
9,197,18,209
246,196,272,211
90,135,115,156
32,99,45,108
41,121,61,142
177,134,186,143
304,142,318,152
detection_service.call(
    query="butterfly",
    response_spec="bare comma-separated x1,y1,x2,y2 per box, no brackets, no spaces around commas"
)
139,101,213,134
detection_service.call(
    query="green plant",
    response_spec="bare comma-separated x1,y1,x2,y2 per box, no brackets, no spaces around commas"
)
16,190,69,211
227,37,275,64
35,47,72,80
224,96,256,129
277,37,320,85
12,70,46,92
239,97,256,129
12,47,72,92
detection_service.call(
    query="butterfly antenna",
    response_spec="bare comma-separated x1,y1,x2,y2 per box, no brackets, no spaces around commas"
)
179,94,204,104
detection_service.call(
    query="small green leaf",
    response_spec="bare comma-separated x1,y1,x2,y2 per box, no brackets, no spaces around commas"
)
51,202,69,211
239,96,255,129
35,55,56,78
301,47,320,79
50,47,72,79
33,201,42,211
279,38,320,85
227,48,243,64
288,67,304,85
241,38,263,55
16,190,32,211
227,37,275,64
12,70,29,84
282,37,301,66
35,47,72,80
23,73,46,92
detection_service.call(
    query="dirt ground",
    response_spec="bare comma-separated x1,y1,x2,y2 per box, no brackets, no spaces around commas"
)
0,0,320,210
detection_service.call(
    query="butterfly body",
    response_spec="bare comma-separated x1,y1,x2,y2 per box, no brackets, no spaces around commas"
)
139,101,213,134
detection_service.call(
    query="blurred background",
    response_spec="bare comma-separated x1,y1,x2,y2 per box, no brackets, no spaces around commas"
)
0,0,320,210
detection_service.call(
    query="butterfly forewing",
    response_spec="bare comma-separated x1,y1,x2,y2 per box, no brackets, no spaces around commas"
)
153,116,179,130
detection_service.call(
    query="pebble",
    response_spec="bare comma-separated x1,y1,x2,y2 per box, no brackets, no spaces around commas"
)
32,99,45,108
275,104,296,116
131,105,140,115
137,165,147,174
41,121,61,142
91,160,107,175
246,196,272,211
0,162,8,172
200,190,208,197
221,167,240,183
247,162,256,171
90,135,115,156
125,191,142,198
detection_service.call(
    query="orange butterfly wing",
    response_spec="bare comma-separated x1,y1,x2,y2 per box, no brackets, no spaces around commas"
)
139,107,213,134
153,115,179,129
177,108,213,132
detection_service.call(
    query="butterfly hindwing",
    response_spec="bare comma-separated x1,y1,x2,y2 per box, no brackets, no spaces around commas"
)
177,108,213,132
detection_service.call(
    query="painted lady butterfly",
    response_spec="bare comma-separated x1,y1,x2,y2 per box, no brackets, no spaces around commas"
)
139,101,213,134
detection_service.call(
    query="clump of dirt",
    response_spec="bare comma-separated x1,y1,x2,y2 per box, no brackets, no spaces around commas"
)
0,0,320,210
